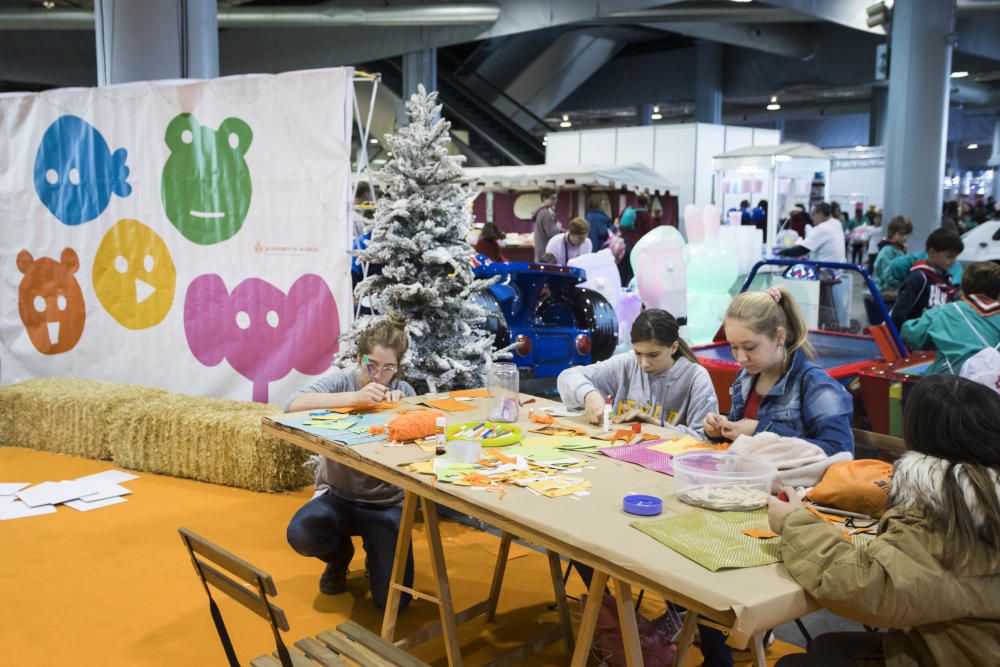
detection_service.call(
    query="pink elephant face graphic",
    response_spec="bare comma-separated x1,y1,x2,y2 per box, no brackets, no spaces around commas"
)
183,273,339,403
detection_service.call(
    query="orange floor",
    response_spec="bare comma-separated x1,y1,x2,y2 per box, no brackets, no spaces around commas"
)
0,447,802,665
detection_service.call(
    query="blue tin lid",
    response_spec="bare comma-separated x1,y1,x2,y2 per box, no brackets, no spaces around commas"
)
623,494,663,516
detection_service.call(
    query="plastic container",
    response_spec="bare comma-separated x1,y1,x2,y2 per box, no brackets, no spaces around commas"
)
447,440,482,464
488,362,520,423
672,451,777,511
623,494,663,516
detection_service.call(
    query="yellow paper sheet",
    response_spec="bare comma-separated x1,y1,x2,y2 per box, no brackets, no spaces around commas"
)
649,436,719,455
527,477,591,498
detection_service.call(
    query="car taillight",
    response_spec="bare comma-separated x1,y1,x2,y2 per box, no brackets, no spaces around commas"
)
515,334,532,357
575,334,591,355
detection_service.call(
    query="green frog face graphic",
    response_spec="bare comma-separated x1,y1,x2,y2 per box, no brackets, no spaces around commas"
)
161,113,253,245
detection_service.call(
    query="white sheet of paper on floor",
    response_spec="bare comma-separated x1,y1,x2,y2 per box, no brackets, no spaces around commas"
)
65,496,128,512
16,481,96,507
80,483,133,502
0,482,30,496
74,470,140,485
0,501,57,521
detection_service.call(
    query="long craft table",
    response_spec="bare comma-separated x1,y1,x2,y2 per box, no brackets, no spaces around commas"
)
262,392,817,667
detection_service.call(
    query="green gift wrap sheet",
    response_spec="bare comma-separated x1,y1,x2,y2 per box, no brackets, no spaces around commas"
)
631,508,782,571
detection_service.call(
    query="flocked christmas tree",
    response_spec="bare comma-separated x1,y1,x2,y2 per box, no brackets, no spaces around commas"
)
340,85,497,393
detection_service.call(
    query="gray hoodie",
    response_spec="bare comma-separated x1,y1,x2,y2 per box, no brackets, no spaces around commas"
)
285,368,415,506
557,354,718,439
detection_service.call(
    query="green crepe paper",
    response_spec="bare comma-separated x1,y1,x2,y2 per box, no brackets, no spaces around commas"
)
631,508,782,572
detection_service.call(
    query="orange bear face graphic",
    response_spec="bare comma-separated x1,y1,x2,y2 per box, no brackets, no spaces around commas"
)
17,248,86,354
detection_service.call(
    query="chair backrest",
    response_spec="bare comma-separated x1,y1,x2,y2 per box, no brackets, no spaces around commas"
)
179,527,293,667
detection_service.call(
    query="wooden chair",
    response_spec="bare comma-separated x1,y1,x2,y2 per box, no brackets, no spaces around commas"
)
178,528,429,667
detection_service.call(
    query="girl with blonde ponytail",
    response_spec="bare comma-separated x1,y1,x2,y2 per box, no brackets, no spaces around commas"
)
703,287,854,455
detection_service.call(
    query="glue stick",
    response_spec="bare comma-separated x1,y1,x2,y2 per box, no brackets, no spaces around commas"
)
603,395,613,432
435,417,447,455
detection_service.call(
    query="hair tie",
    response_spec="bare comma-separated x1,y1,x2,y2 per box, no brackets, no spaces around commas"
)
766,287,782,304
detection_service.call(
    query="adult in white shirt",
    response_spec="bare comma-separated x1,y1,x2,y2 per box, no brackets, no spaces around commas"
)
777,202,849,325
544,217,593,265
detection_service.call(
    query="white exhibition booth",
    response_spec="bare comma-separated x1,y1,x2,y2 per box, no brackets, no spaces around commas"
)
712,142,831,245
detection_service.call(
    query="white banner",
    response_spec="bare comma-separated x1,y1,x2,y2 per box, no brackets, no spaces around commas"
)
0,68,354,404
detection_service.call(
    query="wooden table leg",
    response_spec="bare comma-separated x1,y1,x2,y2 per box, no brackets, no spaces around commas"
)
673,611,699,667
423,499,464,667
546,550,575,653
750,632,767,667
381,490,418,642
612,578,644,667
486,531,513,622
570,570,609,667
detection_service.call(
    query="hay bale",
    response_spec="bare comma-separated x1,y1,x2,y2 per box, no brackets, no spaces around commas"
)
0,377,166,460
106,391,313,492
0,377,313,493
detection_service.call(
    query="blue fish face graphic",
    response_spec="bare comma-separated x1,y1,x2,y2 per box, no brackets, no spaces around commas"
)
33,115,132,226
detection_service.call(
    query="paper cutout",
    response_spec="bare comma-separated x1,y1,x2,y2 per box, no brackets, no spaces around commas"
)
424,398,475,412
330,402,401,414
649,436,722,455
450,388,489,399
741,528,780,539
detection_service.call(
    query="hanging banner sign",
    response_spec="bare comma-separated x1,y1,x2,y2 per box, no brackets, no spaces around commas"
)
0,68,354,403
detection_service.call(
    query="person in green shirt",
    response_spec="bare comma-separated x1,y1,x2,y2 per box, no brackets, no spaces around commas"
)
902,261,1000,375
873,215,913,292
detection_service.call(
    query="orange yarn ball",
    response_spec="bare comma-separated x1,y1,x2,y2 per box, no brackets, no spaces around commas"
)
386,410,444,442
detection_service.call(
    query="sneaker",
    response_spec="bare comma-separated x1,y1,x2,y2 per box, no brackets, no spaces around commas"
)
319,562,347,595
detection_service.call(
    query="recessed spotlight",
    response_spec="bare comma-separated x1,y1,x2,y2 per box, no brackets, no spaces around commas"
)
766,96,781,111
951,71,969,79
967,143,979,149
369,138,378,144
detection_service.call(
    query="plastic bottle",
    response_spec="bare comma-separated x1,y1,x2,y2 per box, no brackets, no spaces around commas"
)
603,395,613,432
435,417,447,455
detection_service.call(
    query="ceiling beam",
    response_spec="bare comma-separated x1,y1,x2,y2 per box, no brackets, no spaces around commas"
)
643,21,818,60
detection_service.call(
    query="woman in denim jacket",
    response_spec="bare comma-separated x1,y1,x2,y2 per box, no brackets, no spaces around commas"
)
703,287,854,455
695,287,855,667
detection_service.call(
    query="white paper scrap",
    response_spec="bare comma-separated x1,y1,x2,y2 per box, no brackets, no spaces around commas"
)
74,470,140,485
79,484,133,502
65,496,128,512
0,501,57,520
16,481,96,507
0,483,30,496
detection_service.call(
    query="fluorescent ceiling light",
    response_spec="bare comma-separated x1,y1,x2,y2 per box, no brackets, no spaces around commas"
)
559,114,572,128
951,71,969,79
651,113,663,120
766,95,780,111
369,138,378,144
967,143,979,149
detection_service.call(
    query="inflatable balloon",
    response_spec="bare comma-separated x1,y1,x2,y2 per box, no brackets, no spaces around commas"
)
702,204,720,241
635,235,687,319
630,223,687,277
684,204,704,245
569,249,620,310
616,289,643,345
685,239,738,344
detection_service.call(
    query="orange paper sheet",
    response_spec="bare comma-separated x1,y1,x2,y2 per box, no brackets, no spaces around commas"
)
450,388,490,399
424,398,475,412
741,529,780,539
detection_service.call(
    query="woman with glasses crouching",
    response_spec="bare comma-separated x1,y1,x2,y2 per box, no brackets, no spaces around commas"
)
285,316,415,610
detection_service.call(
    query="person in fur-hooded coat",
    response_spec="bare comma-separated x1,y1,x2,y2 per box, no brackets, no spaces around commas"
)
769,374,1000,667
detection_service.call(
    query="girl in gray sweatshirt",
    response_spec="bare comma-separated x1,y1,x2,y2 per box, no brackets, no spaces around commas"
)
557,309,717,439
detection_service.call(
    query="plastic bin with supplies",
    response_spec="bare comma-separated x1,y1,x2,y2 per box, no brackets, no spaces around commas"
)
673,451,777,511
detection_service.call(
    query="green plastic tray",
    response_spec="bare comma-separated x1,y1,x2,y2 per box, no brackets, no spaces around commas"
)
446,422,522,447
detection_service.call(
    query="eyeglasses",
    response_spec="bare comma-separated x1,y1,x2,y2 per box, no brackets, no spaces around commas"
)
364,361,398,376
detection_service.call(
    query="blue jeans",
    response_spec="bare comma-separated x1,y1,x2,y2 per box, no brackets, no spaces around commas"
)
286,491,414,610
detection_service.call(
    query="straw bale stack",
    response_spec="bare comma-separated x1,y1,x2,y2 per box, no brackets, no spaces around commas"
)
0,377,164,460
0,378,313,492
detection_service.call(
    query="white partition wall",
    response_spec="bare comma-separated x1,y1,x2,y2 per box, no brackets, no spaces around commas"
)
546,123,782,215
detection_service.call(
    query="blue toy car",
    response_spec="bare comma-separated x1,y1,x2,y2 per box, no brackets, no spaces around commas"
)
472,261,619,378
